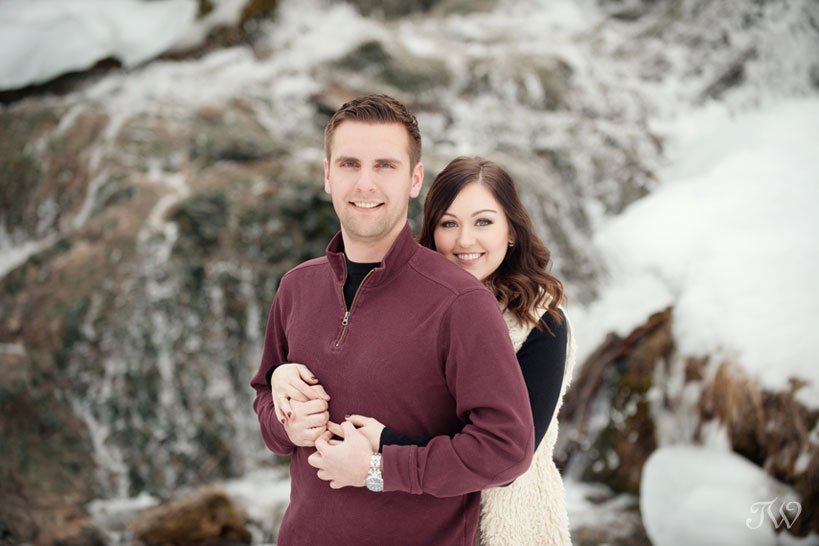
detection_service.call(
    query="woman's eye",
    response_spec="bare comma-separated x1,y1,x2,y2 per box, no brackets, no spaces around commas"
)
475,218,492,227
440,221,457,228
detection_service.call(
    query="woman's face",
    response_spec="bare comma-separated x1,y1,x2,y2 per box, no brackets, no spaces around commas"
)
433,182,512,282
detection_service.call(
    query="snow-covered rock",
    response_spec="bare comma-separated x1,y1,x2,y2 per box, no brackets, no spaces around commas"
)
641,445,805,546
0,0,247,90
572,98,819,405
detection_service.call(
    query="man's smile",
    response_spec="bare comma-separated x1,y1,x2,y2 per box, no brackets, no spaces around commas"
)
351,201,384,210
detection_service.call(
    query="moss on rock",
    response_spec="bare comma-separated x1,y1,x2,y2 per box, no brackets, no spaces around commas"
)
333,40,451,96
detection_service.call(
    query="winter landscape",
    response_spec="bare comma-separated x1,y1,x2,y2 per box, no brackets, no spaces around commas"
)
1,0,817,545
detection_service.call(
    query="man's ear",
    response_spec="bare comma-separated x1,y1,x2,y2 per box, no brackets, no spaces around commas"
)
323,158,331,195
409,162,424,198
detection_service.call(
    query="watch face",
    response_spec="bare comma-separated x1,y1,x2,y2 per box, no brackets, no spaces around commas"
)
365,476,384,492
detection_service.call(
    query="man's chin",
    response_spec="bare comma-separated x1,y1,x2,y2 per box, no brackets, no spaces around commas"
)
341,219,405,245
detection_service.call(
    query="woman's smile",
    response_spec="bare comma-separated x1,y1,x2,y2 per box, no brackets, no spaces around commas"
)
454,252,484,265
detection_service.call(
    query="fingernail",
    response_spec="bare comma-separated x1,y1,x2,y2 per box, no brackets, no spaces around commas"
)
311,376,318,381
345,414,351,418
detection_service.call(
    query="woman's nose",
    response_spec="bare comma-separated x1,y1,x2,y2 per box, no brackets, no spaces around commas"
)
456,227,475,247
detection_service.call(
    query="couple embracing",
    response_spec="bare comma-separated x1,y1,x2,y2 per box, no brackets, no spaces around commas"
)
250,94,575,545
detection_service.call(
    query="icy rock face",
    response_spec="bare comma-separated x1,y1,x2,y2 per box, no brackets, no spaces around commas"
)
0,94,339,543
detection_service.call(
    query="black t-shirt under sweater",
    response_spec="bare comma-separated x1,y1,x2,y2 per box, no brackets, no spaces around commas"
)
264,257,380,388
343,256,381,309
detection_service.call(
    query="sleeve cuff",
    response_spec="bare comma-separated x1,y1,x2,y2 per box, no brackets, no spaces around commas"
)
263,361,289,391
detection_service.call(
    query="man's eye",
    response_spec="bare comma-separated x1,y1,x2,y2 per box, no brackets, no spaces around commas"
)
342,161,356,167
378,162,393,169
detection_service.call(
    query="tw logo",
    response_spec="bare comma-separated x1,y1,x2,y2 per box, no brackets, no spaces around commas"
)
746,497,802,530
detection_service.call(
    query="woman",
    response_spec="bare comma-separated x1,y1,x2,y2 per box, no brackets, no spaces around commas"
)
272,157,575,545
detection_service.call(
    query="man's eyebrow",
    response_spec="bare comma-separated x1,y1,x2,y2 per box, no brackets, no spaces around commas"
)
374,157,402,165
334,156,358,164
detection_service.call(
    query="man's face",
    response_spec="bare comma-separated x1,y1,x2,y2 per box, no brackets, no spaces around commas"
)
324,121,423,248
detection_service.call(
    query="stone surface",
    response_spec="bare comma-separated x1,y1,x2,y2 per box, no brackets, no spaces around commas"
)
129,487,251,545
561,308,670,494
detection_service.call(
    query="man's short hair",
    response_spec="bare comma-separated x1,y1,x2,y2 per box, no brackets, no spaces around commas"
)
324,94,422,168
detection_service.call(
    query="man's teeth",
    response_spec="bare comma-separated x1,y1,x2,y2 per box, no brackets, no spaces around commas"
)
354,202,381,208
457,253,482,260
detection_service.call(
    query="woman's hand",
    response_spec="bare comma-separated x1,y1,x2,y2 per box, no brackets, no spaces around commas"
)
284,398,330,447
327,414,385,454
271,363,330,425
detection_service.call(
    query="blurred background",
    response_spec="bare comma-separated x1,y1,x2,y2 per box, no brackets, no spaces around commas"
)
1,0,817,545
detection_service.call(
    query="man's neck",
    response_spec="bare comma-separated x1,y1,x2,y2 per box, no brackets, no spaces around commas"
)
341,223,405,263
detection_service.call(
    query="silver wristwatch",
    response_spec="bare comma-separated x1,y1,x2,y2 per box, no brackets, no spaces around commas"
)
364,453,383,492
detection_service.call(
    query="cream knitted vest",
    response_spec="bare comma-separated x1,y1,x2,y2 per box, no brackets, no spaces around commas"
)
478,303,576,546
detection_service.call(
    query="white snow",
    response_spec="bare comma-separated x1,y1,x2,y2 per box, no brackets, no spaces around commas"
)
641,445,812,546
171,0,247,52
87,491,159,534
565,479,643,539
573,98,819,406
0,226,57,279
0,0,248,91
220,468,291,544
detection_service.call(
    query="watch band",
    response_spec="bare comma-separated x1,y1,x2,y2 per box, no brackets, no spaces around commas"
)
365,453,383,492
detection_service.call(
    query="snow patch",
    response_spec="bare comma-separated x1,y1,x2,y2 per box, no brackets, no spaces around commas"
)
641,445,812,546
574,98,819,405
0,0,197,90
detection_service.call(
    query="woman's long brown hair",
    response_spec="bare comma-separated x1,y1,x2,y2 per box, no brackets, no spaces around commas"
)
418,157,565,330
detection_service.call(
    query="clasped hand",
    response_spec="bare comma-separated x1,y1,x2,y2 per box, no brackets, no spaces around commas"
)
271,363,386,488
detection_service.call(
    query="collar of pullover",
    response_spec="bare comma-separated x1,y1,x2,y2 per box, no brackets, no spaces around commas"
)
325,222,417,288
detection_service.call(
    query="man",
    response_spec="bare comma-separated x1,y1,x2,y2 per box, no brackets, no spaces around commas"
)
250,94,533,545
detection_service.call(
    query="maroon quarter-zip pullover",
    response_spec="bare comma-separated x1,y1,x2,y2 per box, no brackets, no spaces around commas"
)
251,223,534,545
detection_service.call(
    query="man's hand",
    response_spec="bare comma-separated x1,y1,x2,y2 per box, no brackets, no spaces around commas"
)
271,363,330,425
326,414,385,453
284,398,330,447
308,421,374,489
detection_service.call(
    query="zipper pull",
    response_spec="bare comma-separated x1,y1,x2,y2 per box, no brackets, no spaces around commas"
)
342,311,350,326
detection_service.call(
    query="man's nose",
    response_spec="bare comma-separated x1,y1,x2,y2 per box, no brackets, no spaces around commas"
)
354,168,376,192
